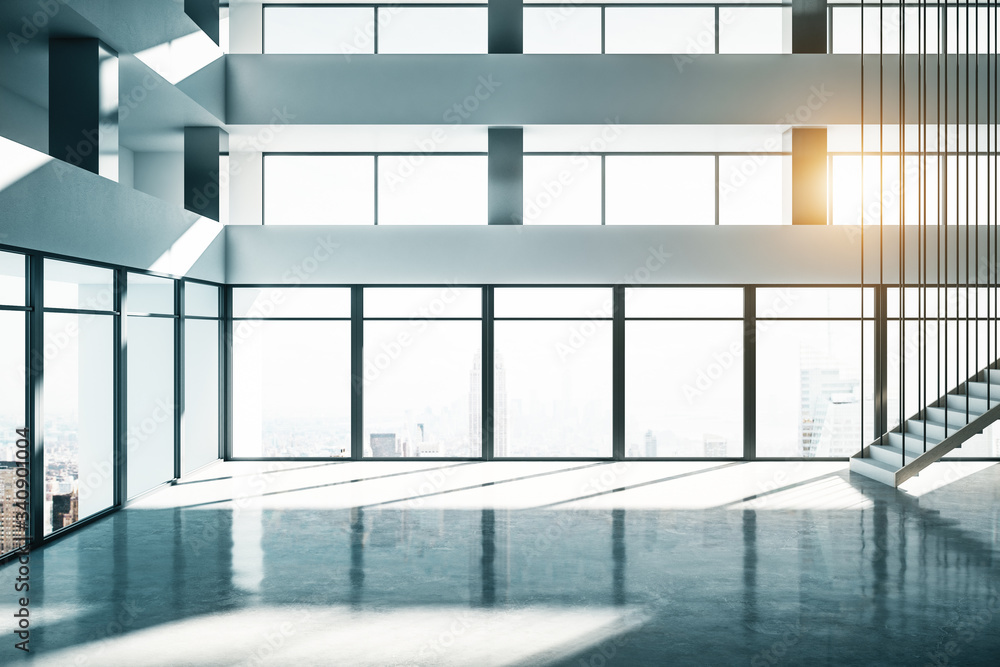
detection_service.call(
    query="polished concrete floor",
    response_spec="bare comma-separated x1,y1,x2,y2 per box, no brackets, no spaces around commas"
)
2,460,999,666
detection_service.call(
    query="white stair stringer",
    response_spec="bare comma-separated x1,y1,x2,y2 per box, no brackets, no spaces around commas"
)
850,367,1000,487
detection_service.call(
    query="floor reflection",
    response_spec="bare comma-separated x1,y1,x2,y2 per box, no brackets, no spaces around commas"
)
1,462,998,665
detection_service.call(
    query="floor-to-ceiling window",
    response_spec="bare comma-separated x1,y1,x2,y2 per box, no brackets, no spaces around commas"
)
0,251,27,556
625,288,744,457
232,287,352,457
494,288,613,457
183,281,222,474
43,259,116,534
363,287,482,457
756,288,875,458
126,273,177,499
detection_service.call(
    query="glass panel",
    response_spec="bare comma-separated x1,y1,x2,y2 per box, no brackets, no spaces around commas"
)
264,6,375,55
832,7,941,55
523,7,603,54
128,273,175,315
496,320,613,457
831,155,932,226
184,319,220,474
719,7,786,54
44,259,115,311
626,321,743,457
233,321,351,457
377,8,488,54
757,321,874,458
363,321,480,457
523,155,602,225
718,155,785,225
185,282,220,318
494,288,613,319
378,156,487,225
265,156,375,226
44,313,114,533
127,317,175,499
625,288,743,318
756,288,873,319
233,287,351,319
0,311,27,555
364,287,481,318
604,8,715,54
0,251,25,307
605,156,715,225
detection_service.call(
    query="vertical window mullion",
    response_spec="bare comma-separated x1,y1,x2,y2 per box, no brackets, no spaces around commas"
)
351,287,364,459
613,285,625,459
482,287,494,460
743,287,756,460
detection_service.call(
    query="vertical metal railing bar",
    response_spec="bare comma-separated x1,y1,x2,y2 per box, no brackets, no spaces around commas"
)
922,2,929,453
939,3,944,426
966,0,971,420
945,3,950,434
863,1,868,447
901,0,907,465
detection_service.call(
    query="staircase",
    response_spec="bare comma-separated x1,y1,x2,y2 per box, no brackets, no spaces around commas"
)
850,366,1000,487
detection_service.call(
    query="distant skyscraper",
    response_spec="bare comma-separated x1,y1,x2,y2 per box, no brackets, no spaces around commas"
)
798,347,857,457
644,430,657,458
703,434,727,457
470,352,508,456
812,392,864,458
370,433,397,457
51,491,78,531
0,462,28,554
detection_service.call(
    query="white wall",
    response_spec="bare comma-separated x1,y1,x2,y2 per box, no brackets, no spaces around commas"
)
134,150,184,207
0,85,47,153
0,137,225,282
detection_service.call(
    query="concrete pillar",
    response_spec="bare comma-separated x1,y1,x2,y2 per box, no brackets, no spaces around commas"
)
787,127,828,225
792,0,827,54
48,38,119,181
489,0,522,54
184,127,227,221
488,127,523,225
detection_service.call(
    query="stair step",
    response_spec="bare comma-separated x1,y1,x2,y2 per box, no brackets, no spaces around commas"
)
980,369,1000,384
965,381,1000,400
924,406,975,427
887,432,938,455
868,443,918,467
850,456,899,486
906,419,960,441
944,394,996,414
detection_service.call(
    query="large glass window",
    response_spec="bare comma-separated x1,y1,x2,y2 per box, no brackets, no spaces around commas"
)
264,6,376,54
604,8,715,54
756,288,875,458
605,156,715,225
0,252,27,556
264,156,375,226
495,288,613,457
233,288,352,457
625,288,743,457
183,282,221,475
43,259,116,534
263,5,488,54
126,315,175,499
378,156,488,225
363,288,481,457
719,8,786,54
523,7,602,54
377,8,487,54
523,155,602,225
718,155,785,225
